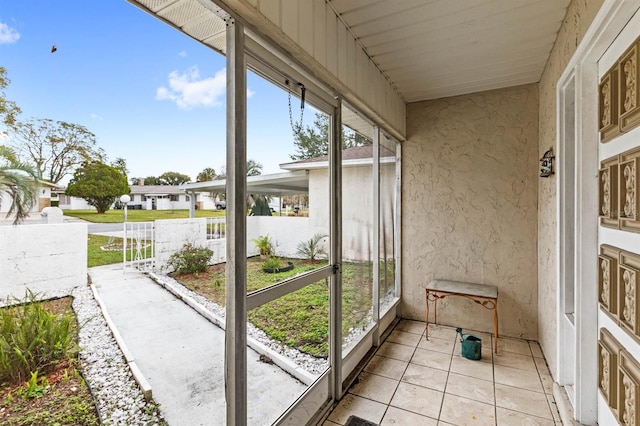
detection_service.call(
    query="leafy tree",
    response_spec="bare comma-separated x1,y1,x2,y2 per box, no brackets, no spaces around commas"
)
197,167,216,182
0,145,39,224
158,171,191,185
9,118,105,184
131,176,159,185
111,157,128,177
215,159,262,180
247,159,263,176
290,112,371,161
0,67,21,128
65,161,129,214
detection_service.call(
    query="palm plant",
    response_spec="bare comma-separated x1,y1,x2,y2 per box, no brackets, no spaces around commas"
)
0,145,39,224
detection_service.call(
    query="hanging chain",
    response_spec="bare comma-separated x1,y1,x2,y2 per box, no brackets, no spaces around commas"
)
287,79,305,134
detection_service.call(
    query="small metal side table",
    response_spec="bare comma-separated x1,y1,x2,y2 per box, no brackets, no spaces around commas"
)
425,279,499,354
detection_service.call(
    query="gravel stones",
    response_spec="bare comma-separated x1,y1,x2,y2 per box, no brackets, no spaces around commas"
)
73,284,166,425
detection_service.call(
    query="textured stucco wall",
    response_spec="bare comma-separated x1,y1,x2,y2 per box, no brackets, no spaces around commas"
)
537,0,604,376
403,84,539,339
0,223,87,300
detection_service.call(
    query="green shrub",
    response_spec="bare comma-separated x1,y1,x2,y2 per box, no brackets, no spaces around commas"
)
0,292,76,386
296,233,328,261
262,257,282,270
168,243,213,275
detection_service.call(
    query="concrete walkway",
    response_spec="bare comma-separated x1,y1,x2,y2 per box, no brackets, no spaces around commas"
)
88,264,307,426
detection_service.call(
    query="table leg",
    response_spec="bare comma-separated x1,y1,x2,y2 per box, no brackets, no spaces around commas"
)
493,300,499,354
425,290,430,338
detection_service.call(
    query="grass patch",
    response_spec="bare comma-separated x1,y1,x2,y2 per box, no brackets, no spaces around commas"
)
64,209,225,223
87,234,153,268
0,297,100,425
175,258,373,357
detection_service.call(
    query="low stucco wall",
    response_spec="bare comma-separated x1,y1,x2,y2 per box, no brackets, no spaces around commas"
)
154,219,225,272
403,84,539,339
0,223,87,301
154,217,321,272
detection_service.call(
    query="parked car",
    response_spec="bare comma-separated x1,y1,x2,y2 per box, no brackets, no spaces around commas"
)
216,200,226,210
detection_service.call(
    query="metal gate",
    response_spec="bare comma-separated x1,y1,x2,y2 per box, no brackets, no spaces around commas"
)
123,221,154,272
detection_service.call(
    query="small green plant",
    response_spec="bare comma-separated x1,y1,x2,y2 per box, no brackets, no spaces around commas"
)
167,243,213,275
251,235,274,257
0,291,76,385
17,371,49,399
296,233,328,261
262,257,282,270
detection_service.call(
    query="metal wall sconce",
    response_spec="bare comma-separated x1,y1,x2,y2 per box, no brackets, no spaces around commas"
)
540,148,555,178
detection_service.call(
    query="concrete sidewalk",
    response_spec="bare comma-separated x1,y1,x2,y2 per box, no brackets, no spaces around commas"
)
88,264,307,426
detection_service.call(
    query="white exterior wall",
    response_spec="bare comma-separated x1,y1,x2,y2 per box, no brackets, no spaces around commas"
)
0,186,51,213
0,223,87,300
308,163,394,261
247,216,320,259
221,0,405,140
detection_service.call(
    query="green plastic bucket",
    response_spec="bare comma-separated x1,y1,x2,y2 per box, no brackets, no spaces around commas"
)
456,327,481,360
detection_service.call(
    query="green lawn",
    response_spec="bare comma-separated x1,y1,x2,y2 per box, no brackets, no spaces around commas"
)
64,209,225,223
87,234,153,267
176,258,373,357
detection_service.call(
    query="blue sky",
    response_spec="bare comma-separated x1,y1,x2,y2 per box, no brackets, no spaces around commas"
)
0,0,316,184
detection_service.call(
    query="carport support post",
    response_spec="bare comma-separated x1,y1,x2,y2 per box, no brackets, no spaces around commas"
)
188,191,196,218
225,18,247,426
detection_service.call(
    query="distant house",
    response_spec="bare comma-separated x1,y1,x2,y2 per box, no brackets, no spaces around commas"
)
127,184,217,210
0,180,60,214
56,182,219,211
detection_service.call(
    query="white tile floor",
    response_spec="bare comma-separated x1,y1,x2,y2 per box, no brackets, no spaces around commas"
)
324,320,561,426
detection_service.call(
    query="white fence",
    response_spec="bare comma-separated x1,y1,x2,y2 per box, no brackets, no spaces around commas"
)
0,223,87,301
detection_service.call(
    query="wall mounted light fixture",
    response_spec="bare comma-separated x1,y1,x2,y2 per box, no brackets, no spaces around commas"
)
540,148,555,178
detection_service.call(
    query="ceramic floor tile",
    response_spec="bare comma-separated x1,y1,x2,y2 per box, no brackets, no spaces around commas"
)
539,374,553,395
534,357,551,376
411,348,452,371
529,341,545,358
322,421,341,426
364,355,408,380
494,364,543,393
401,362,449,392
380,406,438,426
419,335,455,355
449,355,494,381
445,372,495,405
427,324,458,340
395,319,427,335
348,371,399,404
389,381,444,419
495,383,553,420
496,407,555,425
387,329,422,347
326,393,387,425
439,393,496,426
376,341,415,362
498,337,532,356
493,351,537,372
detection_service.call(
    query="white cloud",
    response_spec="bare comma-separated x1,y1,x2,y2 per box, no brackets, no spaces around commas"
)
0,22,20,44
156,66,226,109
247,88,255,98
0,132,10,142
90,113,103,120
178,50,187,57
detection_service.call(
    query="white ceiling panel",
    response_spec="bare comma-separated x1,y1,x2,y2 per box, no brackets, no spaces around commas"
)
328,0,570,102
129,0,571,104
